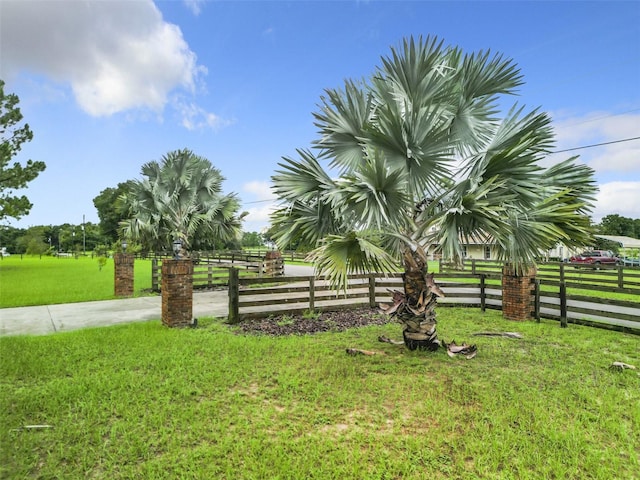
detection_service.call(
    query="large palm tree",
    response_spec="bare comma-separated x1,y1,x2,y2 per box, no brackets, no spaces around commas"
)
120,149,243,254
270,37,597,350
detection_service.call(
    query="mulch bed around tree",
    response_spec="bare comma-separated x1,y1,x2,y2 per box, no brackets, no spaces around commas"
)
235,307,394,336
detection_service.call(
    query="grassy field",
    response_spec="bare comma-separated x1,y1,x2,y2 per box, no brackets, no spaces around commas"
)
1,308,638,479
0,255,153,308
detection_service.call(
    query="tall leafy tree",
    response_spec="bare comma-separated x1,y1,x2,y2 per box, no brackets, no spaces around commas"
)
0,80,46,221
120,149,243,253
93,181,134,243
271,37,597,350
242,231,263,248
598,214,636,238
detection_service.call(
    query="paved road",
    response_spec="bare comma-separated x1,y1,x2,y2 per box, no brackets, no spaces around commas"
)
0,264,315,337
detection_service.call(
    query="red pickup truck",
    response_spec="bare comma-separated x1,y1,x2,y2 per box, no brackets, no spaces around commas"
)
569,250,621,267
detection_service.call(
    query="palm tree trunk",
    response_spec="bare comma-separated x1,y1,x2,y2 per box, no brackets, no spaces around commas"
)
399,245,441,351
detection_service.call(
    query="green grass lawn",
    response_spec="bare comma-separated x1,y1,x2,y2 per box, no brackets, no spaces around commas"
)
1,308,638,479
0,255,153,308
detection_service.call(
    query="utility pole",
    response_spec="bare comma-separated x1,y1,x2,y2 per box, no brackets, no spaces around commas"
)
82,214,86,254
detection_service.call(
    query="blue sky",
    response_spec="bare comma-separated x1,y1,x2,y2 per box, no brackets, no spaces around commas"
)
2,0,639,233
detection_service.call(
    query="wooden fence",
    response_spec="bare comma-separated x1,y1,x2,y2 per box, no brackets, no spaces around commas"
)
227,268,640,333
533,263,640,331
440,258,640,292
151,253,284,291
245,250,309,262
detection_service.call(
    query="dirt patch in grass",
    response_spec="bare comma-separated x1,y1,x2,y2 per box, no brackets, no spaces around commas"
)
235,307,393,336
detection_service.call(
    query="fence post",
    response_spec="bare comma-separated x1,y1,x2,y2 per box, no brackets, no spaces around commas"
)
208,264,213,288
369,274,376,308
228,267,239,324
560,281,567,328
472,259,476,275
534,279,540,322
617,265,624,289
559,262,565,284
152,258,159,292
309,277,315,311
480,274,486,312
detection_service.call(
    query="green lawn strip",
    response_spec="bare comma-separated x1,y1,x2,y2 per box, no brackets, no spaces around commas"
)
0,256,153,308
0,256,269,307
1,309,638,479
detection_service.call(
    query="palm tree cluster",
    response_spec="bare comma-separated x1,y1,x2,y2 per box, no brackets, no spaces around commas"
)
270,36,597,350
120,149,243,254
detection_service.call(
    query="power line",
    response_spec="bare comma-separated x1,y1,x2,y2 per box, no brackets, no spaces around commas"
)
243,199,275,204
550,136,640,154
553,108,640,130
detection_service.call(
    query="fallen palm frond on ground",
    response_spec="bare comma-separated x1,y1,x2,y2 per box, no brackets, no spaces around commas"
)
610,361,636,371
472,331,523,338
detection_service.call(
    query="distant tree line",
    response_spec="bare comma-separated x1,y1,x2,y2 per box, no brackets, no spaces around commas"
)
0,221,266,256
1,223,103,256
596,214,640,239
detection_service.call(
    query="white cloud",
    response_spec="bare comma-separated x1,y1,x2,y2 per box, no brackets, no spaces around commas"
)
589,143,640,174
243,181,277,201
244,203,275,224
183,0,205,16
173,97,235,131
593,181,640,223
552,111,640,173
550,110,640,221
241,181,277,231
0,0,205,118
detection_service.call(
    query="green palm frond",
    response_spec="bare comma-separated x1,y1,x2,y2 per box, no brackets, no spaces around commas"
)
377,36,449,107
425,176,513,266
463,107,554,208
313,80,373,173
541,158,597,213
457,49,524,98
270,199,343,251
448,96,498,155
489,188,595,274
367,102,455,195
307,231,398,292
335,149,410,229
272,149,336,203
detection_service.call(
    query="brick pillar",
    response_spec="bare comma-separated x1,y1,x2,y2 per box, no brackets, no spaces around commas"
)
501,265,536,321
114,253,135,297
161,259,194,328
264,250,284,276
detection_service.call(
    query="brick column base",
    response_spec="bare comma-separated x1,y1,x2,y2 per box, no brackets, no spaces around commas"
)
501,266,536,321
263,250,284,276
161,259,194,328
114,253,135,297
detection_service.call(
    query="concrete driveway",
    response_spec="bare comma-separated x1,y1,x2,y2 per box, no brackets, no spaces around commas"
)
0,264,315,337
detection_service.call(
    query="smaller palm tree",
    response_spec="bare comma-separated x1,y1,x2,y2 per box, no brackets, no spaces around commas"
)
120,149,243,254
